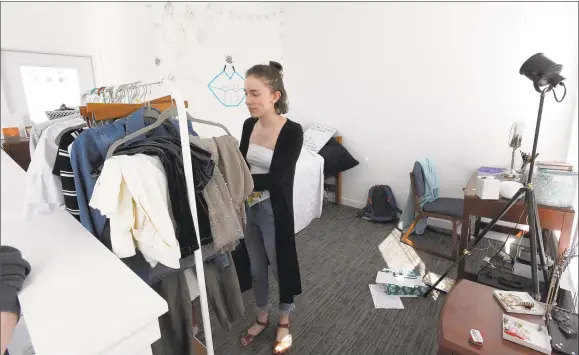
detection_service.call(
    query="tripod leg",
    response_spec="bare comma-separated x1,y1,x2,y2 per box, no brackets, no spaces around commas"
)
422,187,527,297
526,192,541,301
529,189,550,291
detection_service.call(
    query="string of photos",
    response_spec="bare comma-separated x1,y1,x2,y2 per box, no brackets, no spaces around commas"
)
147,2,286,47
163,2,285,23
146,2,284,107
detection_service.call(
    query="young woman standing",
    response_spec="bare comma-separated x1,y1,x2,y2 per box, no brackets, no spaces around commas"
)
239,61,303,354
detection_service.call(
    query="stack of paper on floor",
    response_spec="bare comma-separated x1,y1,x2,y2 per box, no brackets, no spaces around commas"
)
368,284,404,310
502,314,552,354
494,290,545,315
375,268,428,297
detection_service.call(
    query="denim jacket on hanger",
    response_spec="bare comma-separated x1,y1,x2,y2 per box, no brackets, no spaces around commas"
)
70,107,197,239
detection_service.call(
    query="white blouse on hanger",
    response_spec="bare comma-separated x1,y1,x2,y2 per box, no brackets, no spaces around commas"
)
24,117,86,217
90,154,181,269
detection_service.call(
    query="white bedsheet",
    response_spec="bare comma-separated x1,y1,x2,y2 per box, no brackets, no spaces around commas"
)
293,148,324,233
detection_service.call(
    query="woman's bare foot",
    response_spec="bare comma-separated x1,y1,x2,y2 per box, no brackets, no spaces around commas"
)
240,312,269,347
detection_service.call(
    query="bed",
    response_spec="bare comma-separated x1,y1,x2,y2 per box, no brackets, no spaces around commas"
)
293,147,325,233
293,136,345,233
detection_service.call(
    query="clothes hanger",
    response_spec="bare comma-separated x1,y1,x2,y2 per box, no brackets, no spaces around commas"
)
114,84,124,103
129,84,137,101
142,88,176,130
80,83,180,122
142,85,159,119
188,113,232,136
105,76,188,159
105,99,178,159
157,106,233,136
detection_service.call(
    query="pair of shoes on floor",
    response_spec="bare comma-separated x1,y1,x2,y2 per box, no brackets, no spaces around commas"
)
240,320,293,354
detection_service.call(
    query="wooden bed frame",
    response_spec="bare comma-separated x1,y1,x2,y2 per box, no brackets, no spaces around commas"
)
336,136,342,205
323,135,342,205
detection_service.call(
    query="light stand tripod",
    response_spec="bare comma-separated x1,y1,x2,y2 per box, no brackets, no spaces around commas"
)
423,86,554,300
424,53,568,300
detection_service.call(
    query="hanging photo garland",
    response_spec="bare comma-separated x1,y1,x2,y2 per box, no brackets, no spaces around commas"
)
146,3,286,82
164,2,174,16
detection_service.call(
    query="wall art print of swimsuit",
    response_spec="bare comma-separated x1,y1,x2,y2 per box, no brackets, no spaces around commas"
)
207,69,246,107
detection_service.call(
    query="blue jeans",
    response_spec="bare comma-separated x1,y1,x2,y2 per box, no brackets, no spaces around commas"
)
245,199,295,315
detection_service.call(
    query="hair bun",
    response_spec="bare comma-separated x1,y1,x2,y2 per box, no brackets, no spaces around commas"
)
269,61,283,73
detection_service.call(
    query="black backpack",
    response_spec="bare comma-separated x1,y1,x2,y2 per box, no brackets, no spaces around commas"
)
357,185,402,222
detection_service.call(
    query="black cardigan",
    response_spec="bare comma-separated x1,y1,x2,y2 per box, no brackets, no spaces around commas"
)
239,117,304,304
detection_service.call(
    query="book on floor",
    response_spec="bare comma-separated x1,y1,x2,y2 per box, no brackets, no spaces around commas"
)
368,284,404,310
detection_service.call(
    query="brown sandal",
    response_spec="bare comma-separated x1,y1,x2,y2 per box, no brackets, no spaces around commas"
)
240,319,269,347
273,323,293,354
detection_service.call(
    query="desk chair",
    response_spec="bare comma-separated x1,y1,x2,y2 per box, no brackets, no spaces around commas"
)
400,162,464,261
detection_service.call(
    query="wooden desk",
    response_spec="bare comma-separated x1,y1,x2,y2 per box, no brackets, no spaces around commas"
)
1,150,169,354
2,137,31,171
438,279,553,355
458,173,575,280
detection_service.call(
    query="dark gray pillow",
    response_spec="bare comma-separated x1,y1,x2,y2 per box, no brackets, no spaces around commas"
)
318,137,359,177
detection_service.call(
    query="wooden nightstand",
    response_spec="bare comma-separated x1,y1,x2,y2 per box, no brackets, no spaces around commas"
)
2,137,31,171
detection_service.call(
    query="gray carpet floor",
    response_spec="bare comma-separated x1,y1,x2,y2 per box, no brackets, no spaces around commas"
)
199,204,504,355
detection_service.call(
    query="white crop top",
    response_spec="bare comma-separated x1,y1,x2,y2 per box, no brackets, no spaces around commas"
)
246,144,274,206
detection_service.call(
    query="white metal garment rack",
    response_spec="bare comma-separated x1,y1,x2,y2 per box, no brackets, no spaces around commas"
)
86,77,216,354
172,85,215,355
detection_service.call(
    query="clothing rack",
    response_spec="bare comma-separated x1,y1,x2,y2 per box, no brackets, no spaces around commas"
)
81,78,232,137
83,77,219,354
172,85,215,355
173,86,215,354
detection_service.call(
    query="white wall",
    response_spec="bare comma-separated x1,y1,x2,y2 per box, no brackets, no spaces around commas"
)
568,92,578,167
0,2,94,55
0,2,101,77
282,2,579,207
95,2,285,139
1,2,285,139
0,2,94,130
1,78,12,132
2,2,578,208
